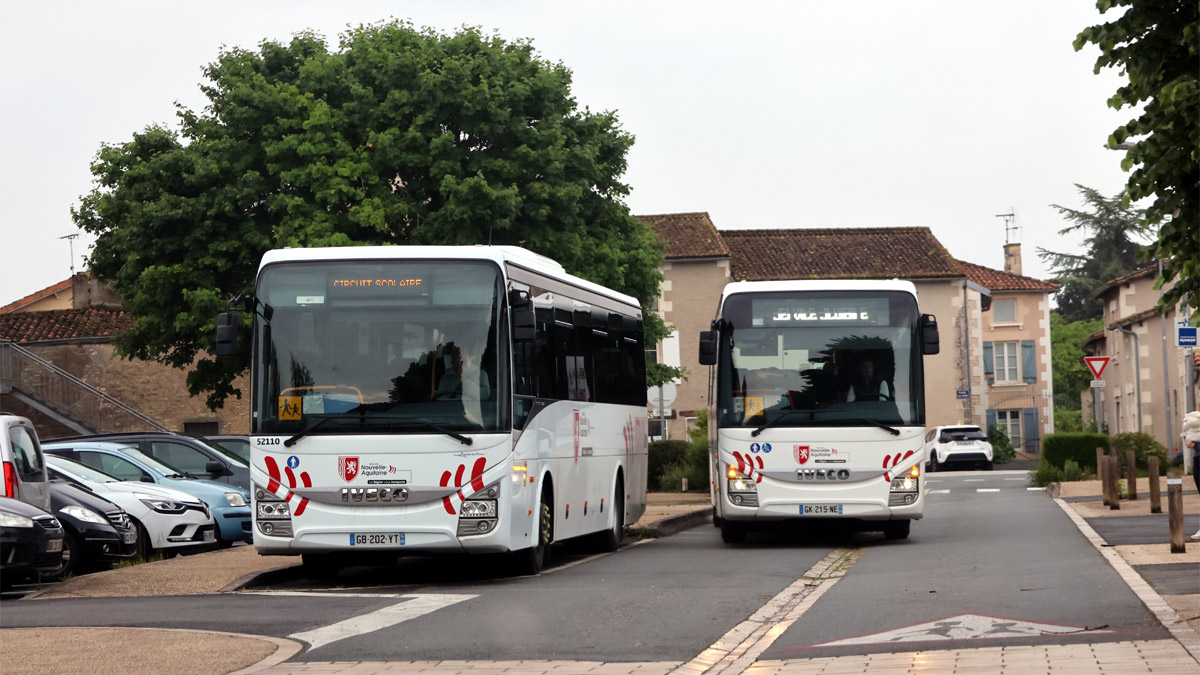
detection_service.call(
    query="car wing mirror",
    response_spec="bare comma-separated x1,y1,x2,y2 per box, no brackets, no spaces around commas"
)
205,460,227,476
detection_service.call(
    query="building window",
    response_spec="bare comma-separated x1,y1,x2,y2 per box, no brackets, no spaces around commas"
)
997,409,1021,443
183,421,219,436
994,341,1020,382
993,299,1017,323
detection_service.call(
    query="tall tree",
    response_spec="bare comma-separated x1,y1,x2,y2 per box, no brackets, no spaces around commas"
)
1050,313,1103,409
1038,184,1151,322
73,22,676,408
1076,0,1199,323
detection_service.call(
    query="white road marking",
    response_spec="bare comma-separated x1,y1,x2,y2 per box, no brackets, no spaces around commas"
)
671,547,865,675
929,489,951,494
246,591,409,598
817,613,1109,646
289,593,476,651
1027,487,1045,491
963,479,984,482
1004,478,1026,481
976,488,1000,493
927,480,944,483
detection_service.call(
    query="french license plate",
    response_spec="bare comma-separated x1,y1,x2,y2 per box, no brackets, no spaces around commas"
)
202,529,215,542
799,504,843,515
955,441,975,446
122,531,137,545
46,539,63,553
350,533,405,547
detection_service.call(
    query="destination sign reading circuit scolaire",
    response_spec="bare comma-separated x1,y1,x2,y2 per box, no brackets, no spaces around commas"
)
752,298,890,327
332,278,423,288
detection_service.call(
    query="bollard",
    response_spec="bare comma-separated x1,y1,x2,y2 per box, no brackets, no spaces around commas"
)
1108,455,1121,509
1126,450,1138,500
1167,479,1185,553
1097,447,1109,506
682,477,688,492
1148,456,1161,514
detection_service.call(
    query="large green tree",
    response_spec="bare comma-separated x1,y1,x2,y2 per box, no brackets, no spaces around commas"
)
1050,313,1103,408
1038,184,1151,322
73,22,675,408
1076,0,1199,323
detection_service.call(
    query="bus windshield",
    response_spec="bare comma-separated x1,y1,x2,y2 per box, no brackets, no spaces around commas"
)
715,290,924,429
253,260,509,436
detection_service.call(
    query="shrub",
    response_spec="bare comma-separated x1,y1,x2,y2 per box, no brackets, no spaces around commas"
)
1110,432,1167,471
1030,458,1060,487
658,463,690,492
648,440,690,491
1043,433,1110,470
987,425,1016,464
1060,459,1084,482
1054,407,1084,433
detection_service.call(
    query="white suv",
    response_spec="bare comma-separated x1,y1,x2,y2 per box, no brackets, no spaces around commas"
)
925,425,993,471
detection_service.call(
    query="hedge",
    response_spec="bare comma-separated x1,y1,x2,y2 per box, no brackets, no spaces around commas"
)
648,440,690,490
1110,432,1168,471
1042,433,1110,470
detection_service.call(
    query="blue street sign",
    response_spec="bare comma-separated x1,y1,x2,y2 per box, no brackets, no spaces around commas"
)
1179,320,1197,347
956,389,970,399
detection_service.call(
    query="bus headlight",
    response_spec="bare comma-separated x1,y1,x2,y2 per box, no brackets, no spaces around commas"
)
726,466,758,507
257,501,291,520
458,481,500,536
253,483,293,538
889,470,919,506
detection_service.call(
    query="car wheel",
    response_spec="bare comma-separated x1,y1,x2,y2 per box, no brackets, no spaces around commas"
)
50,531,80,580
928,454,938,472
720,520,746,544
883,520,910,540
512,490,552,575
984,460,994,471
132,520,152,562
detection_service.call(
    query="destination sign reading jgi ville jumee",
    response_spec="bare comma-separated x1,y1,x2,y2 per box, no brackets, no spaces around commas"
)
752,297,890,327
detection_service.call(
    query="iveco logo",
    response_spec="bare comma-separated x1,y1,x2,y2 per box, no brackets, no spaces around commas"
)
798,469,851,480
341,488,409,503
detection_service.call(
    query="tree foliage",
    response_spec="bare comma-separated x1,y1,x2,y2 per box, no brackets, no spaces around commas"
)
1050,313,1104,408
73,22,678,408
1076,0,1199,323
1038,185,1151,322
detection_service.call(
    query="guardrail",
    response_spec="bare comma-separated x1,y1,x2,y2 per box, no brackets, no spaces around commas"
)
0,340,168,432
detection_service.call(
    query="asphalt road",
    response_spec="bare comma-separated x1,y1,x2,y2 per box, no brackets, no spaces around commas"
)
0,470,1173,666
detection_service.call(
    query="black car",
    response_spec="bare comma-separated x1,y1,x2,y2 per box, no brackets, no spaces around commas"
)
48,479,137,578
48,432,250,490
0,496,64,588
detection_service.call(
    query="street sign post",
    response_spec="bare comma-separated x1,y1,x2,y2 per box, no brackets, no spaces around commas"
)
1084,356,1111,432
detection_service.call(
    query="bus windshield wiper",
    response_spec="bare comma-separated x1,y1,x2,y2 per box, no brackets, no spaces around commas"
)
850,418,901,436
284,413,473,447
751,409,816,437
284,416,345,447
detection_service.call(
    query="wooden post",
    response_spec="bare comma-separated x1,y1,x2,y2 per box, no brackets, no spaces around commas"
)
1126,450,1138,500
1148,456,1161,514
1168,479,1185,553
1108,455,1121,509
1097,447,1108,506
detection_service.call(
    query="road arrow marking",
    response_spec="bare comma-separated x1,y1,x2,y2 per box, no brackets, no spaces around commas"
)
289,593,476,651
816,613,1109,646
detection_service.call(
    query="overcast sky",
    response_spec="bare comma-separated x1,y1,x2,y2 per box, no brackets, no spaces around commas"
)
0,1,1136,304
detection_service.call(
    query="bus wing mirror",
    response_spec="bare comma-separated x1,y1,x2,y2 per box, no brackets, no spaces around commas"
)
920,314,940,355
509,289,536,342
699,330,718,365
214,312,239,357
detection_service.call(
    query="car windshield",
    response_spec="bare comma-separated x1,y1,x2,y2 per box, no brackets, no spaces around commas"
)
192,438,249,466
207,437,250,462
47,457,119,483
941,427,986,441
117,447,183,477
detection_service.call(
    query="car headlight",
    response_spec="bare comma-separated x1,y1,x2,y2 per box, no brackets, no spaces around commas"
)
60,505,108,524
0,511,35,528
134,492,188,513
224,492,247,507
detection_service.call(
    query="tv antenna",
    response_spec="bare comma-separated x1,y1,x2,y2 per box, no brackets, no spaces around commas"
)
995,210,1019,244
59,233,80,274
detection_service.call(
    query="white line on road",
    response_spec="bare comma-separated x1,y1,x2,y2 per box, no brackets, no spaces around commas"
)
976,488,1000,493
930,489,951,494
671,547,866,675
288,593,476,651
1027,487,1045,491
963,479,984,482
1004,478,1026,481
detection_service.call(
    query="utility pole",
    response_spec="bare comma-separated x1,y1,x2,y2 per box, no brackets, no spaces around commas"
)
1159,259,1175,459
59,233,79,275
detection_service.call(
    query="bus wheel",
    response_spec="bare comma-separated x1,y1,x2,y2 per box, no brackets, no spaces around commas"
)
720,521,745,544
513,493,552,575
593,480,625,552
301,554,342,581
883,520,910,541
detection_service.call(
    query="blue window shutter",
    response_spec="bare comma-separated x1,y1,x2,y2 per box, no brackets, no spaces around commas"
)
983,342,994,375
1021,340,1036,383
985,408,997,433
1023,407,1039,454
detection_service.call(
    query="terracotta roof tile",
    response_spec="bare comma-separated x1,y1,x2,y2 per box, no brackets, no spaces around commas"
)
720,227,963,281
957,260,1058,292
0,279,73,314
638,212,730,259
0,307,132,343
1091,262,1159,299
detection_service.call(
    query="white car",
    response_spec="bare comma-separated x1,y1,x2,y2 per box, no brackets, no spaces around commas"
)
924,425,993,471
46,456,217,556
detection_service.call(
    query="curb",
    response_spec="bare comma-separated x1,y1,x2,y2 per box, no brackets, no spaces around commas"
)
628,506,713,539
221,563,302,593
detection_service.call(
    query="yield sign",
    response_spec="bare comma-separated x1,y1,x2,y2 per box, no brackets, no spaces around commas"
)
1084,356,1111,380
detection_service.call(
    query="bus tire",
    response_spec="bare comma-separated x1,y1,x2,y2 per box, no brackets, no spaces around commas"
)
301,553,342,580
592,478,624,553
883,520,910,540
720,520,746,544
513,491,552,575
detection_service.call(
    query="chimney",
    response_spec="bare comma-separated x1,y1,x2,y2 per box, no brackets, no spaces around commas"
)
1004,242,1022,276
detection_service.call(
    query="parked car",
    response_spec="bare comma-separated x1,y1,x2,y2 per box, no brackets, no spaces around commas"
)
48,478,137,578
1,413,51,511
46,456,217,558
41,441,252,546
0,496,63,589
201,435,250,463
924,425,994,471
47,432,249,490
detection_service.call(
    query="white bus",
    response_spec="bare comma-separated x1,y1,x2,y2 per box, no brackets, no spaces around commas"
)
215,246,648,575
698,280,940,542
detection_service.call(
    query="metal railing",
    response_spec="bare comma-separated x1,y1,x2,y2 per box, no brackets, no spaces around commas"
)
0,340,168,432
